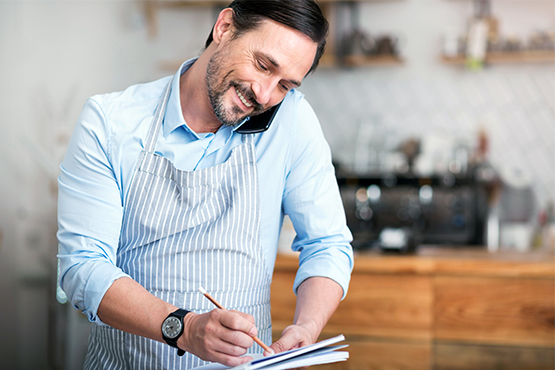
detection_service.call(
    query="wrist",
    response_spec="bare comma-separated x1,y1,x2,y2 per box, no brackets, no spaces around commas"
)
177,310,197,352
161,309,191,356
292,319,320,343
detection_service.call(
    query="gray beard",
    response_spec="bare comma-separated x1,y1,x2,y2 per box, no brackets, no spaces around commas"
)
205,51,263,127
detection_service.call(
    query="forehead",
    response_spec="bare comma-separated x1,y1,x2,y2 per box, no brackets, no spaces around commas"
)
236,19,318,78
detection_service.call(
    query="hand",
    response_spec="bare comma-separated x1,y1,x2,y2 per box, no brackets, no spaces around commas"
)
179,309,258,367
269,324,316,354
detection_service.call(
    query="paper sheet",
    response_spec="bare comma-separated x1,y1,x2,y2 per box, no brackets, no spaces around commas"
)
193,335,348,370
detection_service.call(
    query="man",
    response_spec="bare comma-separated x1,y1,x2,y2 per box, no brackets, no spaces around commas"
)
57,0,353,369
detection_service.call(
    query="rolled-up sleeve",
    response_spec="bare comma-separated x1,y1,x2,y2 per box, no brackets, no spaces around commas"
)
57,97,130,323
282,98,354,299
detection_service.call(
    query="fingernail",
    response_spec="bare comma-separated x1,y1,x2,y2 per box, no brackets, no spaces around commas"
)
250,327,257,336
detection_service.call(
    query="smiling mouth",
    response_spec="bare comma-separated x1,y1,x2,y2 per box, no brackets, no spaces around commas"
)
235,87,253,108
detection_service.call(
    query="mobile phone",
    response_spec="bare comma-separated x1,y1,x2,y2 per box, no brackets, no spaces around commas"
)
236,102,282,134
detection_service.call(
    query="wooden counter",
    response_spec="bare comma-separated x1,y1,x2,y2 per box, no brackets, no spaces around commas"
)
270,247,555,370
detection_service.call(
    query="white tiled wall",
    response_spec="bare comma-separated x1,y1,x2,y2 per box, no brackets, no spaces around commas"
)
301,64,555,211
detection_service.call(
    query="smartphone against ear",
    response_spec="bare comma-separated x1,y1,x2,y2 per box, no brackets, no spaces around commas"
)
236,102,282,134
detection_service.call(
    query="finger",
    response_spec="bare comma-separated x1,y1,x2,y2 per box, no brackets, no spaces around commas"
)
229,310,256,325
181,311,255,367
210,351,253,368
218,327,255,350
270,332,299,354
270,326,308,354
202,312,255,351
211,335,252,356
263,348,275,356
219,310,258,337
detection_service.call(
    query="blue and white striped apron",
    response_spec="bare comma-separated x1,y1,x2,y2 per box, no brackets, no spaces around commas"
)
84,79,273,370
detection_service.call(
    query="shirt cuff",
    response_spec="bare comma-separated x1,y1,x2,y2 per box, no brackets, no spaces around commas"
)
62,260,130,325
293,248,354,300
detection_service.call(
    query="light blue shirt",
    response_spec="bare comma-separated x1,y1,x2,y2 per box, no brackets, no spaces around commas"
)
57,59,354,323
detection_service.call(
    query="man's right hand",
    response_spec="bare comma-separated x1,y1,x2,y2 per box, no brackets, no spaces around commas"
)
179,309,258,367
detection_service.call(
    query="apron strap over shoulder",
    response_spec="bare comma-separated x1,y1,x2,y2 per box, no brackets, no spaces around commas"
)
144,78,173,154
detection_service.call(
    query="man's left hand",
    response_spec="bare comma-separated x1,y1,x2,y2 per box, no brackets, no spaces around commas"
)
268,277,343,354
268,323,316,354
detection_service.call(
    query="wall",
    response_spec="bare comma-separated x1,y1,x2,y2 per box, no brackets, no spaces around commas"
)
302,0,554,208
0,2,210,368
0,0,552,369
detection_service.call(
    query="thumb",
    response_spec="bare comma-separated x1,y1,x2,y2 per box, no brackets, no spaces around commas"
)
270,329,302,354
269,337,292,354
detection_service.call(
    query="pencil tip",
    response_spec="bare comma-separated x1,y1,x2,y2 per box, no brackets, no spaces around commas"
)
198,286,207,294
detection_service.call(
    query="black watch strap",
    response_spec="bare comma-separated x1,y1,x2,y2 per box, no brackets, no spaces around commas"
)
162,308,190,357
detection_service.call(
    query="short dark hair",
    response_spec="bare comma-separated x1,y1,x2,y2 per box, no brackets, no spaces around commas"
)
205,0,328,75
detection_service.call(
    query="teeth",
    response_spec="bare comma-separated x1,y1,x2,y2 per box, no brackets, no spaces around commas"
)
236,88,252,107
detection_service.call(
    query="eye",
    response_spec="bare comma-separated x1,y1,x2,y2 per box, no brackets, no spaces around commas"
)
257,59,269,72
279,83,290,92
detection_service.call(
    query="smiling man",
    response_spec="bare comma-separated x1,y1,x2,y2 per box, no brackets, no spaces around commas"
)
57,1,353,369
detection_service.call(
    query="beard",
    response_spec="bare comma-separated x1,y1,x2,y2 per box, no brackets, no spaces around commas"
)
205,49,265,127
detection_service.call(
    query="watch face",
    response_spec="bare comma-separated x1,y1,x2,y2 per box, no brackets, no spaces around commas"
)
162,316,182,339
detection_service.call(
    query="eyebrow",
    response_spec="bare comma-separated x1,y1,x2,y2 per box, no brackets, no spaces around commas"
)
260,52,302,87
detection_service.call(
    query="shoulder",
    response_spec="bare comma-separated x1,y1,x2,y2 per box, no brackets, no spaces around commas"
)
80,76,172,148
72,76,172,164
88,76,171,118
283,89,326,144
257,88,330,170
268,89,321,137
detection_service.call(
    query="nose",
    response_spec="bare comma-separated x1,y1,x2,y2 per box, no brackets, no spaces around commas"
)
251,77,279,107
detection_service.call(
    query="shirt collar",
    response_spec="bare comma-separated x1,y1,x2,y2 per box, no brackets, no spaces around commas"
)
163,57,248,139
163,58,196,138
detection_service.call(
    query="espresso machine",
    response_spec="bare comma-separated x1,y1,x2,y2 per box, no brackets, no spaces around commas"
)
337,172,490,251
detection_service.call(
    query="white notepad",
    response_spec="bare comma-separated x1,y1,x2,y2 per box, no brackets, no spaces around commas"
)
194,334,349,370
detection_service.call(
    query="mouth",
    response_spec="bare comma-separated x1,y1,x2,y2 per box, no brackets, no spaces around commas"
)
235,87,253,108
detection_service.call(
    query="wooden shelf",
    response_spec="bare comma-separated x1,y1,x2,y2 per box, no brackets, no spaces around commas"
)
342,54,404,67
146,0,226,7
441,50,555,65
147,0,406,68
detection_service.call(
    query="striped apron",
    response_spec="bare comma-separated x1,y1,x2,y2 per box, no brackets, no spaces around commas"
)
83,79,272,370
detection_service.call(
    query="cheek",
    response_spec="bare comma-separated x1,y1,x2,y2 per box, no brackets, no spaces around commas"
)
268,92,287,108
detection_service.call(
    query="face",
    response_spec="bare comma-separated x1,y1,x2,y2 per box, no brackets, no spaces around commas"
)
205,18,318,127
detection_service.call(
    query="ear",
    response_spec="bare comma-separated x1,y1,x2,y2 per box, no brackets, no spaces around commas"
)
212,8,235,45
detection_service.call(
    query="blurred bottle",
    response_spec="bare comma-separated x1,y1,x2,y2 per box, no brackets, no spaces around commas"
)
531,209,546,250
466,19,489,69
531,201,555,253
466,0,498,70
545,201,555,252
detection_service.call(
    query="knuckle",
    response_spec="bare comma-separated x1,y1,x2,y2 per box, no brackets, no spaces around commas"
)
229,344,243,356
273,340,287,353
204,322,216,335
201,337,214,350
210,309,222,320
231,331,245,346
229,316,244,330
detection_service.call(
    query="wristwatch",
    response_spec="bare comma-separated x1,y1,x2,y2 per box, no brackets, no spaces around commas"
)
161,308,190,356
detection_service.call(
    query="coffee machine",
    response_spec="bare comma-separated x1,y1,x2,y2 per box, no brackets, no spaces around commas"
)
337,172,489,251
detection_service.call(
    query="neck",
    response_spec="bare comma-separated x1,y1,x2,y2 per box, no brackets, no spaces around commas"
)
179,51,223,134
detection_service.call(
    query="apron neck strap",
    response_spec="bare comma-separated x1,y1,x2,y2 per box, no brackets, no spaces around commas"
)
144,78,173,154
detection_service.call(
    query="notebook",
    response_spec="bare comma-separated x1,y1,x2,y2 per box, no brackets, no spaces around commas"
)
193,334,349,370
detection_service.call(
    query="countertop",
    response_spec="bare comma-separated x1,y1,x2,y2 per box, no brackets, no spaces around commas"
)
275,246,555,279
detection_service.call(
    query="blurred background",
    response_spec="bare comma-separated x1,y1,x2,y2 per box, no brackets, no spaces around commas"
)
0,0,553,369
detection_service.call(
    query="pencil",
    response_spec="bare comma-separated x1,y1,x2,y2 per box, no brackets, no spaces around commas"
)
198,286,273,353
